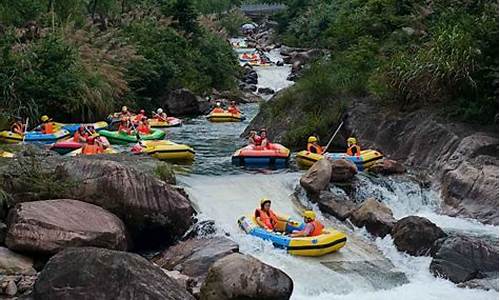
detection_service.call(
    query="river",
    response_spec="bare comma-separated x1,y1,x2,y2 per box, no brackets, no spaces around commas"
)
166,46,498,300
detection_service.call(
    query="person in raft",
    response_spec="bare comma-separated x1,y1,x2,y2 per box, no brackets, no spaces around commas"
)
346,137,361,157
134,109,146,123
259,129,270,148
73,126,89,143
137,116,151,134
119,106,132,119
255,198,291,232
307,136,324,154
81,136,104,155
290,210,325,237
248,131,259,145
37,115,55,134
118,118,132,135
212,102,225,113
10,117,25,135
154,108,168,121
227,101,240,114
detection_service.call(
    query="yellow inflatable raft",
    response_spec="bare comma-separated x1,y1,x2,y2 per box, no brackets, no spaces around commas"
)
0,150,14,158
296,149,384,170
238,215,347,257
207,111,245,123
137,140,195,162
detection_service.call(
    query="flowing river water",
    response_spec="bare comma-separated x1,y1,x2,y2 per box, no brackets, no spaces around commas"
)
164,46,498,300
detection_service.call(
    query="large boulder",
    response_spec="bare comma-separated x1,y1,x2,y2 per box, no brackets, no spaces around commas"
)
300,159,332,195
59,159,195,246
6,199,128,254
200,253,293,300
258,87,275,95
330,159,357,182
429,236,499,283
153,237,238,283
368,159,406,175
162,88,209,116
0,247,36,275
317,191,356,221
33,247,195,300
391,216,446,256
349,198,396,237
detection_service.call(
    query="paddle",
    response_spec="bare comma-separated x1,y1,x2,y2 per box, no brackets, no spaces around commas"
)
322,121,344,154
21,118,29,144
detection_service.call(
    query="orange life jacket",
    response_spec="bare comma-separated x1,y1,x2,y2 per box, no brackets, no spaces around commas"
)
212,108,224,113
307,143,323,154
41,122,54,134
118,124,130,135
82,144,103,155
347,145,361,157
309,220,324,237
228,106,240,114
138,124,150,134
255,208,279,230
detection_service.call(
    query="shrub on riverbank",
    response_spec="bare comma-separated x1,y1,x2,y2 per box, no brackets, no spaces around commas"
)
273,0,498,125
0,0,240,124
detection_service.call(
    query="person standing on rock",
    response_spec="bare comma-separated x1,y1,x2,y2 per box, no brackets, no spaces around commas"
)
255,198,289,232
290,211,324,237
307,136,324,154
346,137,361,157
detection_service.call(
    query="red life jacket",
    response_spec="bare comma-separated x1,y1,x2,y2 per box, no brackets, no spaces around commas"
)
254,135,262,146
82,144,103,155
255,208,279,230
307,143,323,154
309,220,324,236
228,106,240,114
212,108,224,113
42,122,54,134
347,145,361,157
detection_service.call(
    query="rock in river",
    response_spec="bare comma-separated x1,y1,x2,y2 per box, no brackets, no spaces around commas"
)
429,235,499,283
34,247,195,300
0,247,36,275
300,159,332,196
349,198,396,237
60,159,195,246
200,253,293,300
317,190,356,221
330,159,357,182
391,216,446,256
6,199,128,254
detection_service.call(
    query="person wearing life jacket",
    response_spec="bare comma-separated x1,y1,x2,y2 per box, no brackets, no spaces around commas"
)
346,137,361,157
39,115,55,134
119,106,132,119
248,131,258,146
118,119,131,135
137,117,150,134
290,210,324,237
307,136,323,154
154,108,168,121
227,101,240,115
10,117,25,135
73,126,88,143
211,102,225,114
255,198,289,232
81,136,103,155
134,109,146,123
260,129,270,148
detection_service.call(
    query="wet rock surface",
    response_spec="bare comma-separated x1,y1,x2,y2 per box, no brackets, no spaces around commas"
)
317,190,356,221
200,253,293,300
429,235,499,284
34,247,195,300
391,216,446,256
300,159,332,195
330,159,358,182
349,198,396,237
6,199,128,254
162,88,210,116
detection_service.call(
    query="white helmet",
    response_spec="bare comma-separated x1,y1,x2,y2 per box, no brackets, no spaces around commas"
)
216,102,221,107
157,108,163,114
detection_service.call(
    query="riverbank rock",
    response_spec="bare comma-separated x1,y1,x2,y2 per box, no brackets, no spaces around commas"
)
0,274,37,297
349,198,395,237
60,159,195,247
0,247,36,275
258,87,275,95
162,88,209,116
391,216,446,256
6,199,128,254
458,275,499,291
330,159,357,182
154,237,238,280
300,159,332,195
200,253,293,300
368,159,406,175
429,236,499,283
34,247,195,300
317,191,356,221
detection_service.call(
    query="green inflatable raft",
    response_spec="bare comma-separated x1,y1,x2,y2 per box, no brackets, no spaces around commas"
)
99,129,166,144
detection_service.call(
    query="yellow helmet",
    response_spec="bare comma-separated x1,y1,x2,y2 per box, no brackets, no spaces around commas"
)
40,115,50,122
347,137,357,145
308,136,318,143
303,210,316,220
260,198,271,206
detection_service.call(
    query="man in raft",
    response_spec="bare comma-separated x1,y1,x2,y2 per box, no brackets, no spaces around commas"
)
290,211,324,237
38,115,55,134
255,198,290,232
307,136,324,154
211,102,225,113
346,137,361,157
227,101,240,114
154,108,168,121
81,136,104,155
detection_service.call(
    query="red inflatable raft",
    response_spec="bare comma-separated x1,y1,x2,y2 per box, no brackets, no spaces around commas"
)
232,143,290,168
